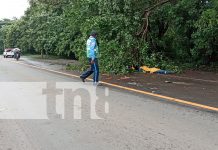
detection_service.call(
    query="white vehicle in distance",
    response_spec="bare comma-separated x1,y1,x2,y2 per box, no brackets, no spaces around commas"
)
3,48,14,58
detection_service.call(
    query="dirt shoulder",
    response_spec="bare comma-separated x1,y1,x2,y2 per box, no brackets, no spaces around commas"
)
21,56,218,109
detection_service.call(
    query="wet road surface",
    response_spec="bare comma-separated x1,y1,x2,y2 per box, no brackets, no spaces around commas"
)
0,57,218,150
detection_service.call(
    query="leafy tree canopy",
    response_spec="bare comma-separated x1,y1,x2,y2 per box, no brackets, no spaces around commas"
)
0,0,217,73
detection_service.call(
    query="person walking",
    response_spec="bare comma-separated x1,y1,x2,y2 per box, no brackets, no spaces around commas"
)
80,31,99,85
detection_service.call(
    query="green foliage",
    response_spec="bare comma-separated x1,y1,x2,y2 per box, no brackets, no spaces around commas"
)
0,0,217,74
192,7,218,65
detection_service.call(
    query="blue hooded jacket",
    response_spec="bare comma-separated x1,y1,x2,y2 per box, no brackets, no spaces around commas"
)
86,36,99,60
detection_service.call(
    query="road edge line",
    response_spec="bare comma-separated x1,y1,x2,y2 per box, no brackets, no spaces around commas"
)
10,60,218,112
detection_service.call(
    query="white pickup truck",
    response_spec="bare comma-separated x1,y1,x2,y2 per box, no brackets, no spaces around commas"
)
3,48,14,58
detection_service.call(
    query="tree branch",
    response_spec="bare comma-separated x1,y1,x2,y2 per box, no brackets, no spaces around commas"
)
137,0,171,39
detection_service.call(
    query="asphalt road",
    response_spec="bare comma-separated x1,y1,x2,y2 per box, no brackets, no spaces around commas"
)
0,57,218,150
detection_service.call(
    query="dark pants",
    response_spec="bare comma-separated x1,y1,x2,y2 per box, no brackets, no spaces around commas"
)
80,58,99,83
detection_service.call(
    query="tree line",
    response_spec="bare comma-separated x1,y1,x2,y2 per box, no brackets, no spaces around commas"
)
0,0,217,73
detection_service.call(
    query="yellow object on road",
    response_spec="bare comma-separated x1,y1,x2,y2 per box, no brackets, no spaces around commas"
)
140,66,160,73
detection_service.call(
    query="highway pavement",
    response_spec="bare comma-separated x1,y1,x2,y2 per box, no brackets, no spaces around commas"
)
0,57,217,150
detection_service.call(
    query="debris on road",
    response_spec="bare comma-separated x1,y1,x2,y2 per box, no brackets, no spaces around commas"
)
128,82,137,86
140,66,174,74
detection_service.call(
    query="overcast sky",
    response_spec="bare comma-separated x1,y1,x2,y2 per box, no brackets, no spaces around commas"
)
0,0,29,20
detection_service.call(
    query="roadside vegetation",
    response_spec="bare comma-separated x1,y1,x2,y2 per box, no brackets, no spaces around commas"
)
0,0,217,74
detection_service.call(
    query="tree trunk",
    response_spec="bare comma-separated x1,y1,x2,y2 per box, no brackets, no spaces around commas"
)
41,49,44,59
137,0,171,39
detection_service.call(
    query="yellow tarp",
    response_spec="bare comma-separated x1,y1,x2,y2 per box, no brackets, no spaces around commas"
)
140,66,161,73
